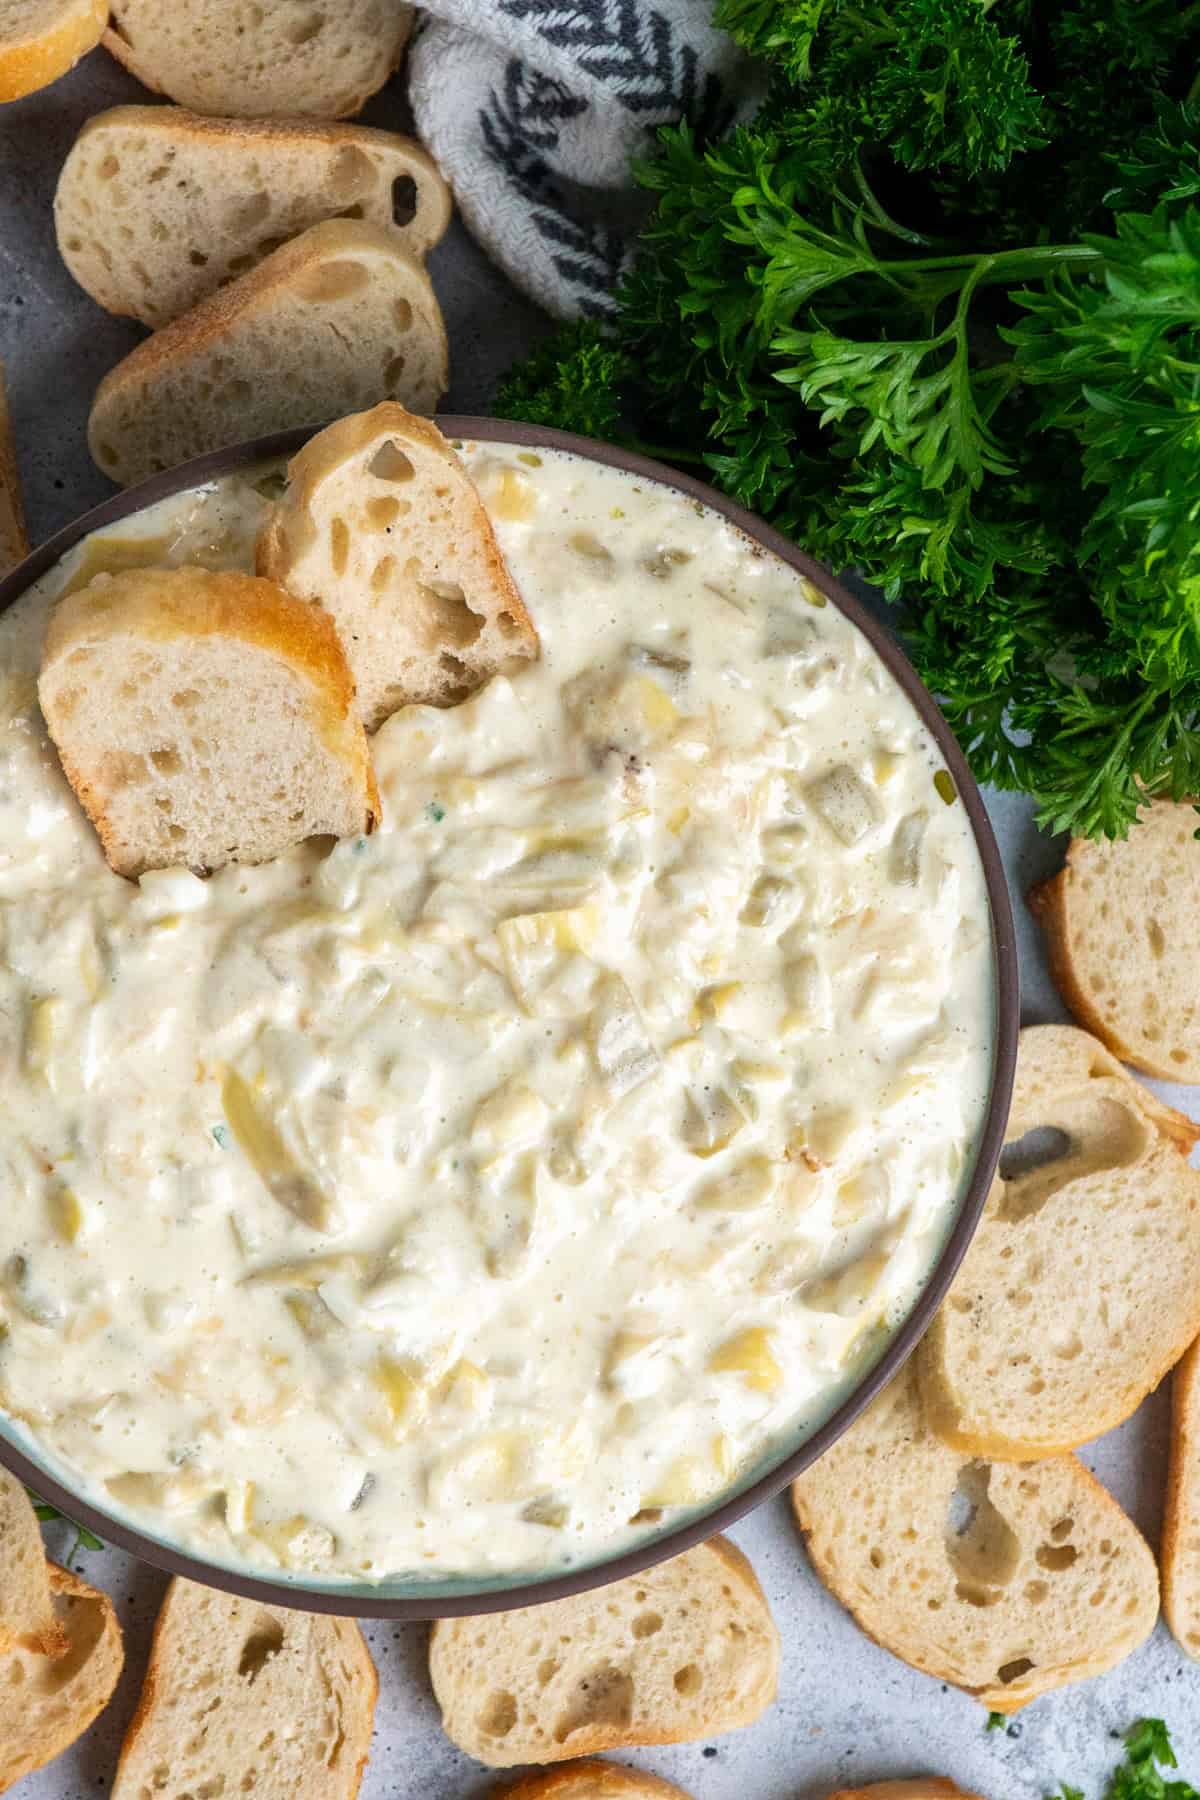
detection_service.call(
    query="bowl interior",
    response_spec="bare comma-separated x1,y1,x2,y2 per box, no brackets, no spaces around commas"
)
0,418,1019,1616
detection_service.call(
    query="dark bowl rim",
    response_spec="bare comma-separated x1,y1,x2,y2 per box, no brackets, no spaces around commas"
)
0,416,1019,1617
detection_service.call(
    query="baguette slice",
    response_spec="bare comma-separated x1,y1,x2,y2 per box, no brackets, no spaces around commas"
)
258,405,539,732
0,358,28,576
0,1472,66,1658
1030,800,1200,1081
1163,1336,1200,1657
0,0,105,101
917,1024,1200,1459
111,1578,377,1800
88,220,448,488
0,1562,124,1793
791,1361,1159,1712
430,1536,779,1769
38,565,380,878
827,1786,984,1800
104,0,412,120
500,1764,695,1800
56,107,452,329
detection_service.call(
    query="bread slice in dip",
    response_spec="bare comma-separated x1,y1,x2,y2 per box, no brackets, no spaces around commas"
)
38,564,379,877
258,403,540,732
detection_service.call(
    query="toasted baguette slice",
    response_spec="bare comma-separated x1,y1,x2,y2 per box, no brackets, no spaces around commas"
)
104,0,412,120
1164,1336,1200,1657
111,1578,377,1800
917,1024,1200,1460
0,1562,124,1792
38,565,380,878
258,405,539,732
500,1765,694,1800
0,360,28,576
56,108,451,330
0,0,105,101
430,1536,778,1769
88,221,448,488
791,1361,1158,1713
827,1786,984,1800
0,1473,66,1658
1030,801,1200,1081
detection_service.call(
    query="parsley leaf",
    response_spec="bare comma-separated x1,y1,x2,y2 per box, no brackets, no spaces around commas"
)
495,0,1200,836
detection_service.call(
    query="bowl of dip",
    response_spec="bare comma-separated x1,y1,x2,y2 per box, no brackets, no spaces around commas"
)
0,418,1017,1617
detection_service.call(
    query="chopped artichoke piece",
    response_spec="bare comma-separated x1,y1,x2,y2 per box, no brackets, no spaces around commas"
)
589,976,660,1097
25,997,64,1090
252,1515,336,1569
807,765,882,846
708,1327,782,1392
471,1080,549,1157
692,981,742,1026
220,1068,338,1233
428,1430,530,1507
569,530,613,564
783,952,832,1031
641,546,693,580
694,1153,776,1212
373,1356,425,1435
808,1105,860,1161
439,1358,491,1412
628,642,690,692
741,875,790,928
488,465,538,521
680,1086,747,1158
642,1443,727,1508
224,1479,256,1535
889,810,929,886
47,1185,82,1244
243,1252,370,1290
522,1494,570,1528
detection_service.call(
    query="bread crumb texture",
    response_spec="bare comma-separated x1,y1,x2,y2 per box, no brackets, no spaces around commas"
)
55,108,450,328
103,0,413,119
1029,799,1200,1080
87,221,447,487
918,1023,1200,1457
429,1537,778,1768
792,1358,1158,1712
111,1578,376,1800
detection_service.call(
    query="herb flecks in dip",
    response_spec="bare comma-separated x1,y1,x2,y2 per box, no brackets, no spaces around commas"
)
0,445,993,1580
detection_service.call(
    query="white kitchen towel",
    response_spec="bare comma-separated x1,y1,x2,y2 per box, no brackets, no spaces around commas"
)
408,2,761,319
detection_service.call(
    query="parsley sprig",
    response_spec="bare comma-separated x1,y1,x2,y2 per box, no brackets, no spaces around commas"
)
495,0,1200,838
1051,1718,1199,1800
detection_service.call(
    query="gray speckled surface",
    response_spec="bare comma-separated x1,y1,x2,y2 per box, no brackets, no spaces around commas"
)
3,47,1200,1800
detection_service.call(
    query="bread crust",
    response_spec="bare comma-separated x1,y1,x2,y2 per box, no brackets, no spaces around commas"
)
429,1535,778,1767
500,1762,694,1800
87,222,448,486
1163,1335,1200,1657
0,358,29,576
827,1784,983,1800
0,1471,67,1659
0,0,107,102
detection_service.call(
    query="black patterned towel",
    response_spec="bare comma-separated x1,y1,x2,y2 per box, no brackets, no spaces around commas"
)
408,2,760,319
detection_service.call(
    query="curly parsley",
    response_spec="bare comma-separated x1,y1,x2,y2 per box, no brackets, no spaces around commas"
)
495,1,1200,838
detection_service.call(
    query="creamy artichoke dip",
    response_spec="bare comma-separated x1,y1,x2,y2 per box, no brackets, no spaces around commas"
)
0,443,994,1582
